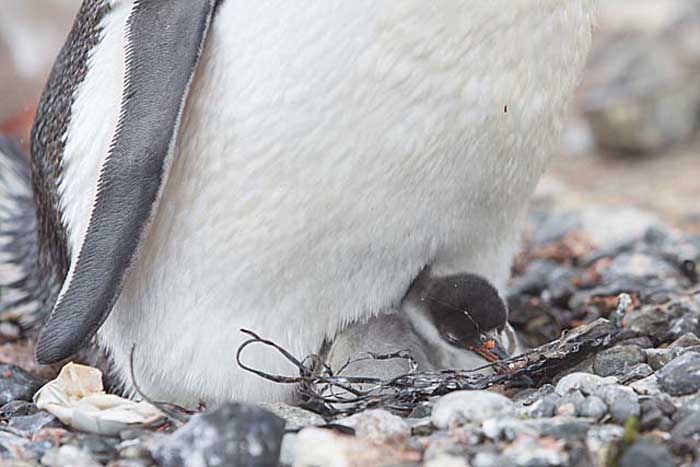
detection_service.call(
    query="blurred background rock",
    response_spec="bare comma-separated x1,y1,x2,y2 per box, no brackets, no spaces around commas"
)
0,1,80,139
1,0,698,229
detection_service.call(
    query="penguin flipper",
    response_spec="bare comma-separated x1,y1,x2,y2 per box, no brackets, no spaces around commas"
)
36,0,218,364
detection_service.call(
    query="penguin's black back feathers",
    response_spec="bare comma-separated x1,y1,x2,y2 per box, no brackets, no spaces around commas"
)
0,138,46,324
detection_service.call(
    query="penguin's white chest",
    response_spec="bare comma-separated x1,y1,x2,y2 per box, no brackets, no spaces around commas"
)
60,0,595,405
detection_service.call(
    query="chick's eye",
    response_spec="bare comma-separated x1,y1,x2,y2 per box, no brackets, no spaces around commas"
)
442,331,460,346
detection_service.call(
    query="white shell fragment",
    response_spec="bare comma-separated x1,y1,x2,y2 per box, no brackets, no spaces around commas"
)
33,363,163,436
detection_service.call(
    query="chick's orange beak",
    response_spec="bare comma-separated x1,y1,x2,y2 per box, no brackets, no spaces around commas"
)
468,336,509,363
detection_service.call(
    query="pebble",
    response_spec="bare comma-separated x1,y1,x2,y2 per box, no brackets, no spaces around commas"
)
619,439,676,467
8,411,61,437
630,375,663,396
279,433,298,467
618,363,654,384
293,427,418,467
154,403,286,467
656,350,700,396
0,400,38,418
669,332,700,348
639,397,676,431
337,409,411,444
471,452,517,467
674,392,700,419
41,446,102,467
424,455,470,467
670,412,700,443
0,364,43,405
517,394,559,418
586,425,624,467
77,435,119,464
626,309,672,338
0,430,28,456
481,418,537,442
503,435,567,467
422,429,475,461
644,348,684,370
578,396,608,420
555,372,618,396
593,345,646,377
431,391,514,429
259,403,325,431
593,385,641,424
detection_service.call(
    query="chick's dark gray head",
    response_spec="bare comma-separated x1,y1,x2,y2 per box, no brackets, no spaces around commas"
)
417,273,508,351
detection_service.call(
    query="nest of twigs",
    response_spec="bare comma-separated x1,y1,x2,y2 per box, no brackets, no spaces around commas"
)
235,296,632,418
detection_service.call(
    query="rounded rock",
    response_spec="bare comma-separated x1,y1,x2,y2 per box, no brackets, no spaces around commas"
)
555,372,618,396
620,440,675,467
431,391,514,429
0,364,43,405
154,403,285,467
593,385,640,424
657,351,700,396
593,345,646,378
336,409,411,444
579,396,608,420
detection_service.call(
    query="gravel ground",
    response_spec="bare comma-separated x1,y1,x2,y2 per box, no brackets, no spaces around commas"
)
1,197,699,467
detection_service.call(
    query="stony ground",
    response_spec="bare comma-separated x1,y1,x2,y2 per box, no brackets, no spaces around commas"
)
1,197,699,467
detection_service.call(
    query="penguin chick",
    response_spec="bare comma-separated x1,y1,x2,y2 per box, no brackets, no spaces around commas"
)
325,272,517,379
411,272,511,362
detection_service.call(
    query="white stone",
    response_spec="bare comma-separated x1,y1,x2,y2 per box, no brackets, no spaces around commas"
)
555,373,619,396
431,391,514,429
336,409,411,444
424,455,470,467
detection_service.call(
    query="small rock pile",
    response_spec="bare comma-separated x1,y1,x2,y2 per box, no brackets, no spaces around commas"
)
0,202,698,466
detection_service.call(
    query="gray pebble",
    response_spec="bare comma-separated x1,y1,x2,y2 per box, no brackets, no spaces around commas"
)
0,364,43,405
578,396,608,420
671,412,700,443
77,435,119,465
586,425,624,467
618,363,654,384
555,391,585,417
517,394,560,418
482,418,537,442
627,309,671,338
669,333,700,348
8,412,61,437
657,350,700,396
154,403,285,467
593,345,646,377
259,403,324,431
630,375,663,396
620,440,675,467
639,397,676,431
644,348,684,370
593,385,640,424
0,400,38,418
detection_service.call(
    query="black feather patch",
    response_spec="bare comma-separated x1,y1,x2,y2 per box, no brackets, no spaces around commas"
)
0,138,45,324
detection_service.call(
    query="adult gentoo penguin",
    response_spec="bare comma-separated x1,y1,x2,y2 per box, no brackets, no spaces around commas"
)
0,1,596,406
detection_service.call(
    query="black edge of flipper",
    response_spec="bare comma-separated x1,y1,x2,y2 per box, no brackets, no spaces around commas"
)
36,0,218,364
